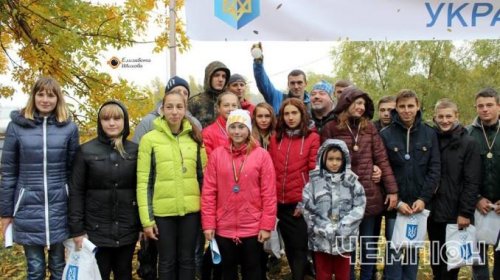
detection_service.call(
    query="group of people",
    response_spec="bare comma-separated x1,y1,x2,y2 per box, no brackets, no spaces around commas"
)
0,42,498,280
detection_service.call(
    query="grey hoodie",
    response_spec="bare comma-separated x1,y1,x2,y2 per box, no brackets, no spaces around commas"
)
302,139,366,255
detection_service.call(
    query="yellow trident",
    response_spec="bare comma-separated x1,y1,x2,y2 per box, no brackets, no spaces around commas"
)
223,0,252,21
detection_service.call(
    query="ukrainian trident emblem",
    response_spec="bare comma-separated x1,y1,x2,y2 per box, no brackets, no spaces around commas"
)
459,232,472,260
215,0,260,29
406,216,418,240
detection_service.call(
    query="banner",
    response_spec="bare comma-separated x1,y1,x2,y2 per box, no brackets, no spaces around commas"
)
185,0,499,41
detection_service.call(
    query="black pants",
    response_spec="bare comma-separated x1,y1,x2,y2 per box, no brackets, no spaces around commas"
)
155,212,200,280
95,243,136,280
427,220,460,280
216,235,263,280
277,203,308,280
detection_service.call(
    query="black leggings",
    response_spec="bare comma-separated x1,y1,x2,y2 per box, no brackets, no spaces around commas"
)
215,235,263,280
155,212,200,280
277,203,308,280
95,243,136,280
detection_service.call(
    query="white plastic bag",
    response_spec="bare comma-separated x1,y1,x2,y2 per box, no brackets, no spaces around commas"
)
445,224,480,271
390,209,430,249
263,229,282,259
474,210,500,245
210,239,221,264
62,238,102,280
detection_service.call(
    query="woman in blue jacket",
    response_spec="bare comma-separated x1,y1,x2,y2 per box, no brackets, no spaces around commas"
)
0,77,79,280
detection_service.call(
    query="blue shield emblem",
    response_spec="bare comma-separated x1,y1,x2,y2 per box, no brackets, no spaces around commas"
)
406,224,418,240
66,265,79,280
214,0,260,29
460,243,472,260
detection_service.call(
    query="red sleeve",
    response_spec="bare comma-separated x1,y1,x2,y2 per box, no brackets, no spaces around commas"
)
308,132,320,171
259,150,277,231
201,149,218,230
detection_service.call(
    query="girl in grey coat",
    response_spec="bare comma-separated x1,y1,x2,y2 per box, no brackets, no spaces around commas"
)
302,139,366,280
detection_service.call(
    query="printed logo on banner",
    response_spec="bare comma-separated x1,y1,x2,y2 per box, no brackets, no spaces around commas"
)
215,0,260,29
406,216,418,240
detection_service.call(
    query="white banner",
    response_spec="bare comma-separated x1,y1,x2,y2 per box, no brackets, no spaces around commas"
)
185,0,500,41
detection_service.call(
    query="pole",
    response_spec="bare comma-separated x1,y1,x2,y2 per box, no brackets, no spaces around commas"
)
169,0,176,77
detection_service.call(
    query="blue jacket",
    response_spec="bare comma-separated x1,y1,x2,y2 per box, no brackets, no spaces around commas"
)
0,110,79,246
253,61,310,114
379,110,440,208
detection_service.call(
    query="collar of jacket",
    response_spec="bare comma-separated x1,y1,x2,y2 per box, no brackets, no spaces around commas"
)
10,110,68,128
153,117,193,139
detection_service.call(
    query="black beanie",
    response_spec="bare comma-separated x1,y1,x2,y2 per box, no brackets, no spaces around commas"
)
165,76,190,97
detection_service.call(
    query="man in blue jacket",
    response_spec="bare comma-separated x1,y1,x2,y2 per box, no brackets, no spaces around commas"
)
379,89,441,280
251,42,310,114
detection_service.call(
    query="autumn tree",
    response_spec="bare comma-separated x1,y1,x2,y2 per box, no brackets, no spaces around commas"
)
0,0,188,140
331,40,500,123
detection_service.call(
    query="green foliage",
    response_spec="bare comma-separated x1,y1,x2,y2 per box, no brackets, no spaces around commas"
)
330,40,500,123
0,0,188,140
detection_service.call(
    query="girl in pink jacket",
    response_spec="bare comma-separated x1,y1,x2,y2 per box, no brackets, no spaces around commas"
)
202,109,277,280
202,92,240,157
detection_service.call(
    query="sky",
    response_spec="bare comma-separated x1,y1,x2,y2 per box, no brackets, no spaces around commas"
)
0,3,337,108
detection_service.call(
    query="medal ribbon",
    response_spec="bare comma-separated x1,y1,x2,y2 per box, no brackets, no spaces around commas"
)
231,145,248,186
346,122,361,149
480,120,499,156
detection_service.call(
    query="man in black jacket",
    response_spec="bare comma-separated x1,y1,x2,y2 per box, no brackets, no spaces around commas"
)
380,89,441,280
428,99,481,279
468,88,500,280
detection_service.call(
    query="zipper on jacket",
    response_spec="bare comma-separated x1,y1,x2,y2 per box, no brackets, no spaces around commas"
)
281,137,293,204
13,188,26,216
43,117,50,248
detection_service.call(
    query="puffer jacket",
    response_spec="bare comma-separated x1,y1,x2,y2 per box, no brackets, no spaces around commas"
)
69,101,140,247
466,118,500,202
430,125,481,223
188,61,230,128
201,143,277,239
202,116,229,158
380,110,441,208
137,117,207,227
302,139,366,255
321,119,398,216
0,110,79,246
268,130,320,204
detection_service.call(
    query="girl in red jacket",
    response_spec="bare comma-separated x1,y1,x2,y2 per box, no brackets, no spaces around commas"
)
251,102,276,150
202,109,277,280
268,98,320,280
202,92,240,157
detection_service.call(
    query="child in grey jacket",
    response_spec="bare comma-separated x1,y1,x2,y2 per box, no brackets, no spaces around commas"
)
302,139,366,280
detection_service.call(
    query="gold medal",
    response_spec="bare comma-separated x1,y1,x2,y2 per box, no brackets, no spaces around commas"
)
353,144,359,152
487,152,493,159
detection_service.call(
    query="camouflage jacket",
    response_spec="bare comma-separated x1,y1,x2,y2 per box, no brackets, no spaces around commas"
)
302,139,366,255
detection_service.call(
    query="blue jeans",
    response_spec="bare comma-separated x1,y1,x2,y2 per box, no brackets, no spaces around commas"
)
23,243,65,280
350,216,379,280
383,217,419,280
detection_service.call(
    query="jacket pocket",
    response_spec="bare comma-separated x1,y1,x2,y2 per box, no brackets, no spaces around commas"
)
387,142,405,166
415,142,431,165
13,188,26,216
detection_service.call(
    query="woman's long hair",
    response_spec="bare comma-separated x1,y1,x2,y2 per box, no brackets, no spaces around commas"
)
276,98,310,141
163,91,203,145
23,77,69,122
99,104,127,158
336,110,369,131
251,102,276,149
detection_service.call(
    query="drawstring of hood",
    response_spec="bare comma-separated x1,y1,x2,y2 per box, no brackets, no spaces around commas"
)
279,129,305,155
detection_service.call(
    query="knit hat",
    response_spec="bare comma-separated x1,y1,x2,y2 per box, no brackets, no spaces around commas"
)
228,74,246,85
311,80,333,96
165,76,190,97
226,109,252,133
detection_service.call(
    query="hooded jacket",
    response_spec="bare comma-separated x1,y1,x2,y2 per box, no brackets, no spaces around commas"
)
321,89,397,216
132,101,202,144
431,124,480,223
68,101,140,247
137,117,207,227
253,61,311,115
302,139,366,255
202,115,229,158
268,131,320,204
201,143,277,239
380,110,441,208
188,61,231,128
466,118,499,202
0,110,79,246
